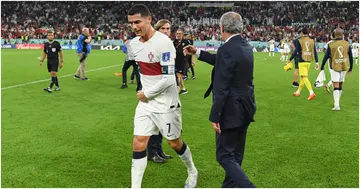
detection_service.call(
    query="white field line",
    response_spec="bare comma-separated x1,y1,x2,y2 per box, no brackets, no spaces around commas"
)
1,64,121,90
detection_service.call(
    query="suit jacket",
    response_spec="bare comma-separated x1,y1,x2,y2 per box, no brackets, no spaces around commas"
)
198,35,256,129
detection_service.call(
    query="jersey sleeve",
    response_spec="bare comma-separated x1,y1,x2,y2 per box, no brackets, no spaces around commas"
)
143,38,177,99
57,42,62,52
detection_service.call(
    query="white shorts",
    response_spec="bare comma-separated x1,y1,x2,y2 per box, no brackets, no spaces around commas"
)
134,107,182,140
279,48,284,53
269,46,274,52
330,69,347,82
284,48,290,53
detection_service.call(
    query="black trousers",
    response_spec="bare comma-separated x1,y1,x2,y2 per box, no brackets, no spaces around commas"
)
187,60,195,77
147,133,164,157
216,125,255,188
122,60,140,85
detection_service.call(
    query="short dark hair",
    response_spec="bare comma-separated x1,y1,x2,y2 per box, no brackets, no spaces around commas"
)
176,28,184,33
128,4,151,17
302,28,309,35
47,30,54,34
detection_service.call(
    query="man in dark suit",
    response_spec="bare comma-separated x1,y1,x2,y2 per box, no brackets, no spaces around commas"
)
184,12,256,188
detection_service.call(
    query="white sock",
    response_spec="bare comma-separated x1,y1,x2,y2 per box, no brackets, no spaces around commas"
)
285,55,288,61
355,58,358,64
327,80,333,87
280,55,284,61
296,90,300,94
309,90,314,95
333,90,340,107
178,144,196,173
131,157,147,188
269,52,271,57
272,52,274,57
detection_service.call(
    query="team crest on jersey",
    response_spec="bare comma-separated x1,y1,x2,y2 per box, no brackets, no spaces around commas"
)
162,52,170,62
148,52,154,62
52,48,56,52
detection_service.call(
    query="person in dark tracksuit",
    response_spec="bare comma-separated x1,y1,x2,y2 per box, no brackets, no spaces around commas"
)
184,34,196,80
184,12,256,188
121,37,140,89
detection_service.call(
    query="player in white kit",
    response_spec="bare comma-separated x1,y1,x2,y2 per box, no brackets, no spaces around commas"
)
279,39,285,62
352,37,359,65
127,4,198,188
283,39,291,62
268,38,275,57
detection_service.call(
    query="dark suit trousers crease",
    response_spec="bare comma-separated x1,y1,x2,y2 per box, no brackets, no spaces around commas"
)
216,126,255,188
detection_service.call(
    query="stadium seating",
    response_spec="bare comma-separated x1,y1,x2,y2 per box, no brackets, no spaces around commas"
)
1,1,358,43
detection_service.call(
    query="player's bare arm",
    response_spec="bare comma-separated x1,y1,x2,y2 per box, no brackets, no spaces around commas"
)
59,51,64,68
40,52,47,67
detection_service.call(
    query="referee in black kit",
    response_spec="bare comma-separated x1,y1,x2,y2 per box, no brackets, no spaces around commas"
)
40,30,64,93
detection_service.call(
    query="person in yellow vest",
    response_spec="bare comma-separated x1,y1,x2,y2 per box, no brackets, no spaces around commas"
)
21,35,25,43
288,28,319,100
320,28,353,111
25,34,29,42
97,30,103,42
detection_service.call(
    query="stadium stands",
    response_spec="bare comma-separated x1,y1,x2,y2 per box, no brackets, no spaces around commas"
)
1,1,358,43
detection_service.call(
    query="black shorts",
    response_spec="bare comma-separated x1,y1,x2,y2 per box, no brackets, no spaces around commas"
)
294,56,299,69
47,59,59,72
175,61,187,74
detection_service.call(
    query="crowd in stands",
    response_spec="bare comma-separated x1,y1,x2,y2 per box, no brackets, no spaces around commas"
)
1,1,358,43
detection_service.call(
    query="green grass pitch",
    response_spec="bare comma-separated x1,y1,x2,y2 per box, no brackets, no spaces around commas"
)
1,49,359,187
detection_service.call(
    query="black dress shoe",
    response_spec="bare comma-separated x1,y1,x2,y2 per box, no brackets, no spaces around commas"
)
148,154,166,163
159,152,173,159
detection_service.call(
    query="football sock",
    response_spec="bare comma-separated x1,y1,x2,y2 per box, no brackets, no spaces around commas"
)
333,88,340,107
339,87,342,97
55,76,59,87
50,77,56,88
303,77,313,94
131,150,147,188
297,78,304,93
176,142,196,173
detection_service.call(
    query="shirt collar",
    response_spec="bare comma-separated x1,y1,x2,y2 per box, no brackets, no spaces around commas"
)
225,34,240,43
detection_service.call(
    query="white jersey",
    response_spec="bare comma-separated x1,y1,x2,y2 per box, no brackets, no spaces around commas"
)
284,43,289,48
283,43,290,53
352,42,359,50
352,42,359,57
129,31,180,113
268,40,275,48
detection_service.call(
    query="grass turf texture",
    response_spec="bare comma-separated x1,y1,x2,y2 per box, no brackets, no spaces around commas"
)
1,49,359,188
